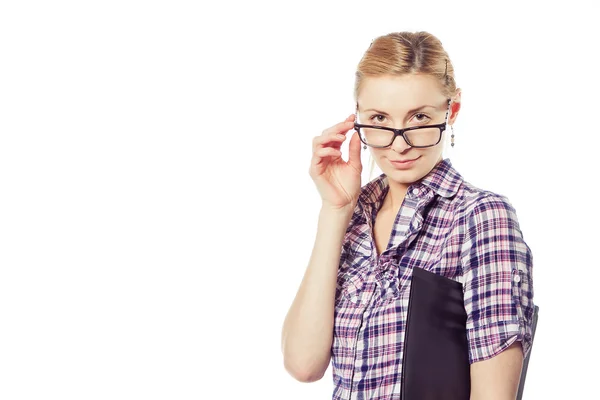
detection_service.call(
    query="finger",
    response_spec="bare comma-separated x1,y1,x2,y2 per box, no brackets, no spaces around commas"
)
313,133,346,152
315,146,342,160
311,147,342,167
320,118,355,137
347,130,363,171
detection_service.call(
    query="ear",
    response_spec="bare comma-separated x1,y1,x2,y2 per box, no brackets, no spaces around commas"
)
449,89,462,125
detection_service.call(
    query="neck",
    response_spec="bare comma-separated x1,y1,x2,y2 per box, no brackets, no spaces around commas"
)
383,182,409,213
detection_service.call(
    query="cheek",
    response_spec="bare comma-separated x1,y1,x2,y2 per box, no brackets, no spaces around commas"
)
371,149,384,158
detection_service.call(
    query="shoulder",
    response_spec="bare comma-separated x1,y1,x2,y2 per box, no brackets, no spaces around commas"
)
454,179,518,223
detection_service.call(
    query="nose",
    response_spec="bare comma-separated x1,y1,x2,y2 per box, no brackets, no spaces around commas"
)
390,133,412,153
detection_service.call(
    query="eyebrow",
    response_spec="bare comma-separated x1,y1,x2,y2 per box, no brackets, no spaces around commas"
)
362,105,437,116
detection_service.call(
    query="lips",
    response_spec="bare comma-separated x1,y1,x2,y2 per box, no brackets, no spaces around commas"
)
390,157,419,163
389,156,420,170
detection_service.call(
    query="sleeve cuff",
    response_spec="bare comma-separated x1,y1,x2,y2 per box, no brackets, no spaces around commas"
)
467,318,533,364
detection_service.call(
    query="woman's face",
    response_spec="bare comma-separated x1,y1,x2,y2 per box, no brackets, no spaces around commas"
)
356,73,460,187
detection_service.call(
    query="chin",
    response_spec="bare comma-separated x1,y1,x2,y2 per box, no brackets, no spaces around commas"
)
385,168,423,183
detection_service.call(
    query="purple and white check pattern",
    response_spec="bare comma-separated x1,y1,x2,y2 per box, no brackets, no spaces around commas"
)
331,158,535,400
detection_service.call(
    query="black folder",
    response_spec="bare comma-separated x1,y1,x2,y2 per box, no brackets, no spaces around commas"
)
400,266,471,400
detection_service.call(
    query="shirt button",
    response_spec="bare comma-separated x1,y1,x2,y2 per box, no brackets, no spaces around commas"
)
513,274,521,283
351,295,358,303
412,188,419,195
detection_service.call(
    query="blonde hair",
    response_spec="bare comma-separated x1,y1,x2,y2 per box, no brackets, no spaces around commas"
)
353,31,458,181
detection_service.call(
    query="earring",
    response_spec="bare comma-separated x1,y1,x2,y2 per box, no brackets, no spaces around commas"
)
450,125,455,147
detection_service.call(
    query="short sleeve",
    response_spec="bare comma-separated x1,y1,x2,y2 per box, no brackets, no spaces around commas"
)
460,194,535,364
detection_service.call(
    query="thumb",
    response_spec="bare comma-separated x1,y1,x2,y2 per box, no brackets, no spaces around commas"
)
347,130,363,171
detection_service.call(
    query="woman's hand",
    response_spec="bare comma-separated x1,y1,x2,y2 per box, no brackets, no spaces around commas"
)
309,114,363,211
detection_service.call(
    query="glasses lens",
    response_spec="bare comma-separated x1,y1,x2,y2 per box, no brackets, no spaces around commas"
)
358,126,441,147
405,127,441,147
358,127,394,147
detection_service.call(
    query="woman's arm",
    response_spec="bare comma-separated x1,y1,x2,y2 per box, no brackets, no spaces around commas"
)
470,341,524,400
460,193,535,399
281,206,353,382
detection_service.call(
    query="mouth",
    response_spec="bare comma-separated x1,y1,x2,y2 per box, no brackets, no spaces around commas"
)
390,157,420,163
389,156,421,169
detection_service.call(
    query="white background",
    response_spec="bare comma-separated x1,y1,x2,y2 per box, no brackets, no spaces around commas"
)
1,0,598,399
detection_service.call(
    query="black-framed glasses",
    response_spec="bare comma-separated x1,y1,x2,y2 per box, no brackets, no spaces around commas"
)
354,98,451,148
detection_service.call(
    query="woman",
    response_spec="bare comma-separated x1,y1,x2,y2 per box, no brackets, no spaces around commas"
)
281,31,535,400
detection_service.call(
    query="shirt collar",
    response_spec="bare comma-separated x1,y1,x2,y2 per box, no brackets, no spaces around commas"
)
359,157,464,205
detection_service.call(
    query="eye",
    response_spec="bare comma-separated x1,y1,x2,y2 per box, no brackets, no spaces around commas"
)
414,113,430,123
369,114,387,123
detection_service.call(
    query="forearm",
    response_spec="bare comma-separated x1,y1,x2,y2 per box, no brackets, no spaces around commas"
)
281,206,353,382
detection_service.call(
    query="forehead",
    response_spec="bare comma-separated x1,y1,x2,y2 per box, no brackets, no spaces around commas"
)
357,74,446,110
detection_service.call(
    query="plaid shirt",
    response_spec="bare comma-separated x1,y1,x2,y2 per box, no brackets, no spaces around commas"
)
332,158,535,400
